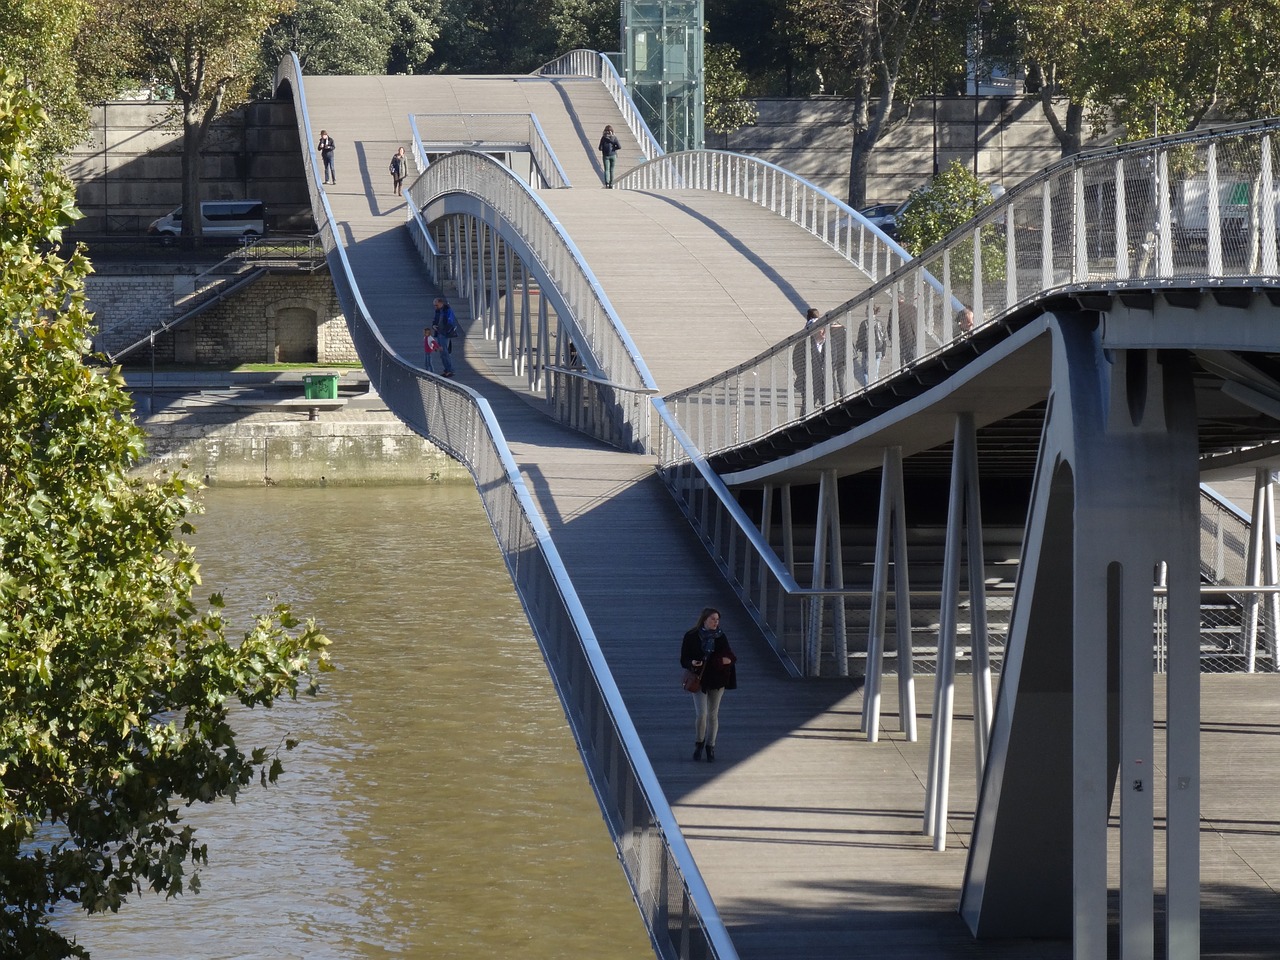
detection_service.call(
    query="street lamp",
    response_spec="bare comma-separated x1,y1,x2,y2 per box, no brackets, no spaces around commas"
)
974,0,993,176
931,4,942,176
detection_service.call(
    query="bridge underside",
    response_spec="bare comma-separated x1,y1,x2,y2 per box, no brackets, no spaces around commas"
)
703,295,1280,957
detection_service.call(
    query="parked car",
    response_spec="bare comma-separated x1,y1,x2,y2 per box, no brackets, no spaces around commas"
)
859,201,909,238
147,200,267,240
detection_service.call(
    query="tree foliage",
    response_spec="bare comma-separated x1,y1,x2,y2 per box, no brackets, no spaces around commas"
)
259,0,441,81
1014,0,1280,148
121,0,295,240
426,0,556,73
550,0,618,55
790,0,934,207
705,42,759,134
0,0,133,162
896,159,1003,291
706,0,815,96
0,72,330,959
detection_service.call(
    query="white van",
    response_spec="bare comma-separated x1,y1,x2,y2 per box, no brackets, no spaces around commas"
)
148,200,267,239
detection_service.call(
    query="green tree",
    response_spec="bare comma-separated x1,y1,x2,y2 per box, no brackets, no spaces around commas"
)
259,0,440,83
385,0,441,73
792,0,935,207
705,41,759,135
706,0,814,96
896,159,1002,290
426,0,556,73
0,0,133,162
1009,0,1118,156
1096,0,1280,138
123,0,295,242
0,72,330,959
262,0,396,76
551,0,617,54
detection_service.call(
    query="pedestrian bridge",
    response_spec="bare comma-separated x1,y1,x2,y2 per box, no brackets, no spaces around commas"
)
276,53,1280,960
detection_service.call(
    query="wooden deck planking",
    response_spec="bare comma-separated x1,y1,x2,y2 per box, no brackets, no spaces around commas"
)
300,72,1280,959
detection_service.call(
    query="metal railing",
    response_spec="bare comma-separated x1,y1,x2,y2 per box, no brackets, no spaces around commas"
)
405,148,660,451
411,113,571,189
661,117,1280,464
275,53,736,960
534,50,663,163
617,150,911,285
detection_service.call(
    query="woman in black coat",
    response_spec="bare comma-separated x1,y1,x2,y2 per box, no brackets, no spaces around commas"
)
680,607,738,762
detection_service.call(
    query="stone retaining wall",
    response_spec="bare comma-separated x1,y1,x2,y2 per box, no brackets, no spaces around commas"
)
711,95,1118,205
88,269,357,365
138,417,469,486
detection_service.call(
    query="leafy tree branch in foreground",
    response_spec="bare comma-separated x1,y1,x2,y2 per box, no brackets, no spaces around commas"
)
0,72,330,959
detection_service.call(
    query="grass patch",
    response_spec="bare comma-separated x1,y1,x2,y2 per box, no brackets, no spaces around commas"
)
233,362,364,372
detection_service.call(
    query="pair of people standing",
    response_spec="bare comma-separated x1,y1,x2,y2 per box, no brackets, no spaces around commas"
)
424,297,459,376
680,607,738,762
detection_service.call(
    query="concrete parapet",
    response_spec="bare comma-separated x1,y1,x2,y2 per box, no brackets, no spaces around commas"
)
136,414,468,486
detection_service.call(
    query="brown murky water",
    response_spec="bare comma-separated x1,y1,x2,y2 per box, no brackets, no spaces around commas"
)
58,485,650,959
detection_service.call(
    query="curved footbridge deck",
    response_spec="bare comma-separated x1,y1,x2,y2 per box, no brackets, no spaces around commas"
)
291,63,1280,960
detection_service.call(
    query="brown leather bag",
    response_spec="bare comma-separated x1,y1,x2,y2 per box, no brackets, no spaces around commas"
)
681,668,702,693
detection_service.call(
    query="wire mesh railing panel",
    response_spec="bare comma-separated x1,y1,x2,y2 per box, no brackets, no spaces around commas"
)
661,119,1280,464
616,150,908,285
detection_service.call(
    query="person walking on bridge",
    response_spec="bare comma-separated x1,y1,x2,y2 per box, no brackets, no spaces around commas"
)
598,125,621,188
389,146,408,194
680,607,737,762
432,297,459,377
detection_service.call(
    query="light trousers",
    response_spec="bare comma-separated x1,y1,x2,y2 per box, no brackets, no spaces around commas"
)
692,686,726,746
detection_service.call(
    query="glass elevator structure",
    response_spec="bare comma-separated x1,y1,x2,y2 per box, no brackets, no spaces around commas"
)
621,0,704,153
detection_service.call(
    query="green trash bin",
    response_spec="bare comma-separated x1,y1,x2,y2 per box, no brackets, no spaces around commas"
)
303,373,339,400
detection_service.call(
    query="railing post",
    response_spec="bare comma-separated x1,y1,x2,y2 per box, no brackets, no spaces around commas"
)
1114,157,1130,280
1073,165,1087,283
1207,142,1223,276
1157,151,1174,276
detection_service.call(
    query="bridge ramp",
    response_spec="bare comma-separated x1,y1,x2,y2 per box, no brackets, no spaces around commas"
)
302,74,869,391
280,72,1280,960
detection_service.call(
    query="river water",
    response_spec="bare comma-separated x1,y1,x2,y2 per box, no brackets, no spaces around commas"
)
57,485,651,959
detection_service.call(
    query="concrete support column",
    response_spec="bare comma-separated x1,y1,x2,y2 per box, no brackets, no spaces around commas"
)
863,446,916,742
959,318,1201,960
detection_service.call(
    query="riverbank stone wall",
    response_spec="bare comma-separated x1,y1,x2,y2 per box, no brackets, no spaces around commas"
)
87,269,356,365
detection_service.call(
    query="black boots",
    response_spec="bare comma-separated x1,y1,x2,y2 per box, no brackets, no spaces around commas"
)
692,740,704,761
705,744,715,762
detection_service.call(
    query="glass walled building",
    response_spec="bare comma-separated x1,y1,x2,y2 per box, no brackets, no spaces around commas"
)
621,0,704,153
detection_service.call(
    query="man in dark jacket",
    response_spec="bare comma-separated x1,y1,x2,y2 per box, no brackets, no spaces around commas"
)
432,297,458,377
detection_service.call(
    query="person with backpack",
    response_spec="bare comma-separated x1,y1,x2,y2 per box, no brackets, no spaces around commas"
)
598,124,621,188
432,297,459,377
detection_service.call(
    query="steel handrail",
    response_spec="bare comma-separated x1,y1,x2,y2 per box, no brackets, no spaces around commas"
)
406,148,658,396
533,49,663,163
661,116,1280,463
617,149,912,283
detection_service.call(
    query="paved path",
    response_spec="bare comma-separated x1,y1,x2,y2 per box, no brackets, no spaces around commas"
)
297,73,1280,959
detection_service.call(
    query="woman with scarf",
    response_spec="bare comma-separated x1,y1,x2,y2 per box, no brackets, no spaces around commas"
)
679,607,738,762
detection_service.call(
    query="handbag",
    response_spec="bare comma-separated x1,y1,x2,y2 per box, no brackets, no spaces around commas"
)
681,668,702,693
